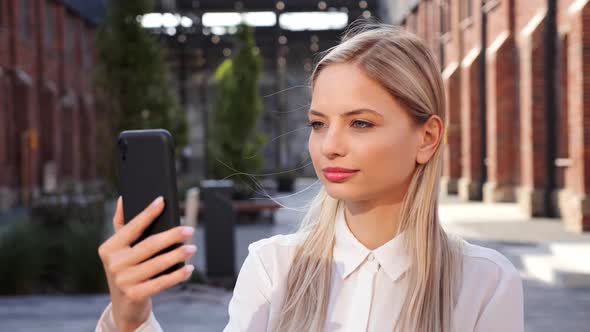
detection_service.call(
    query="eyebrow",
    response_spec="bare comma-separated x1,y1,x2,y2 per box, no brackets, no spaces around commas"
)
308,108,384,118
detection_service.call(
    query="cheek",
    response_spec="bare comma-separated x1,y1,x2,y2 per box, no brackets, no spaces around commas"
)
358,135,417,182
308,135,320,170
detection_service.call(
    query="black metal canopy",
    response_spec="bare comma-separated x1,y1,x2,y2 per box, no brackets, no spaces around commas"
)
173,0,379,12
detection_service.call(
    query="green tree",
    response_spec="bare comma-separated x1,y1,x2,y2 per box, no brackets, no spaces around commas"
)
208,23,266,191
94,0,188,189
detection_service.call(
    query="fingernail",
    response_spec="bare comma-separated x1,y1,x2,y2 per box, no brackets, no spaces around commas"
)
181,226,194,236
151,196,163,207
184,245,197,254
185,264,194,273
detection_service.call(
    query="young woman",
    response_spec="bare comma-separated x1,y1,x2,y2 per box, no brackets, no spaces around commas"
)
96,22,524,332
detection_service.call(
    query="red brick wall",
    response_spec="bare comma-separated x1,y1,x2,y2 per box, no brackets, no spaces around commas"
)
38,0,61,192
0,0,10,189
41,1,61,83
566,3,590,195
0,0,98,209
439,0,461,190
557,32,568,189
486,35,517,187
397,0,590,230
462,0,481,52
556,0,572,193
516,10,548,189
486,0,511,39
557,1,590,230
484,0,518,198
458,0,484,194
0,0,10,67
460,49,482,183
13,0,42,204
515,0,547,32
443,64,462,184
443,0,461,69
0,73,7,186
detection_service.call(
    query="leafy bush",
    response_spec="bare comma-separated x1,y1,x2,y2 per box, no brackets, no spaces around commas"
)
0,220,47,295
0,196,109,295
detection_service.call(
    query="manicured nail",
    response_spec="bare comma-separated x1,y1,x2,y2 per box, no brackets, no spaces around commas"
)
151,196,163,207
181,226,194,236
185,264,194,273
184,245,197,254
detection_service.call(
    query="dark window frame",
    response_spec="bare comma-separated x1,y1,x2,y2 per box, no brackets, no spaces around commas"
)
461,0,473,21
45,2,55,50
65,14,75,63
439,0,451,40
82,26,91,68
21,0,31,40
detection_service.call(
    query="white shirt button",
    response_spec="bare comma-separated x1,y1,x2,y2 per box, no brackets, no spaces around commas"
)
367,253,375,261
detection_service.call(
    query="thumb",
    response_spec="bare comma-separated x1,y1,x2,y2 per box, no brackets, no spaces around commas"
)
113,196,125,232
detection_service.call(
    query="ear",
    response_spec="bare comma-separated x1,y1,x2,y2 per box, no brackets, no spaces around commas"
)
416,115,443,165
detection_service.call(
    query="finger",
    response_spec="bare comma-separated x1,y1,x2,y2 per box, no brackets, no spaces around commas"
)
113,196,125,232
116,244,196,286
125,225,195,267
125,264,194,300
114,196,165,248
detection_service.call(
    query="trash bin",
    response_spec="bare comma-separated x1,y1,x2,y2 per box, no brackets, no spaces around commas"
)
200,179,236,281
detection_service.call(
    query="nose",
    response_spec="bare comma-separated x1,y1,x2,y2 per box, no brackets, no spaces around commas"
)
320,126,347,159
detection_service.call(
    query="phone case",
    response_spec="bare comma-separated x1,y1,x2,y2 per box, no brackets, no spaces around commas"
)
117,129,184,279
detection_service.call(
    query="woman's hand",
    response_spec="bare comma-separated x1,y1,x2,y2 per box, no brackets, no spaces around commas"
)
98,196,196,332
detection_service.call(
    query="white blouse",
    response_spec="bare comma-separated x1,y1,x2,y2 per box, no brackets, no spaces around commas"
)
96,203,524,332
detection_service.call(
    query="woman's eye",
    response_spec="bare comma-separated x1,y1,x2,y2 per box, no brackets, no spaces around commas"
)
307,121,324,130
307,120,374,130
352,120,374,129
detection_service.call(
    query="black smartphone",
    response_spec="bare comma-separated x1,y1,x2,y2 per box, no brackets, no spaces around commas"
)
117,129,184,279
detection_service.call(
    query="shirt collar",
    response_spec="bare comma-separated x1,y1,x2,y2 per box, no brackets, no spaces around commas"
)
333,202,411,282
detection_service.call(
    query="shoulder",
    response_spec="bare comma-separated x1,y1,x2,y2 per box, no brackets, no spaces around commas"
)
247,231,308,254
458,239,523,300
455,241,524,330
461,240,520,278
246,232,308,270
241,232,309,287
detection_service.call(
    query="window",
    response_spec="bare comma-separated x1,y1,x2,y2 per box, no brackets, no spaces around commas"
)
439,0,451,36
21,0,31,39
461,0,473,21
82,29,91,68
65,15,75,63
45,3,55,49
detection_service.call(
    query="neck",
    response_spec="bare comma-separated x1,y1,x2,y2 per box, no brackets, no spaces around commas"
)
343,199,403,250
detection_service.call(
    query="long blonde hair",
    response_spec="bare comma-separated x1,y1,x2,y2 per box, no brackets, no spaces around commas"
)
275,21,464,332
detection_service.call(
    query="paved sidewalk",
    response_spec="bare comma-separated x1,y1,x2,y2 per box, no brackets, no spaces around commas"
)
439,193,590,288
0,178,589,331
439,192,590,332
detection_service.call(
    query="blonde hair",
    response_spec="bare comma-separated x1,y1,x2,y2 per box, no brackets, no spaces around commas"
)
275,20,464,332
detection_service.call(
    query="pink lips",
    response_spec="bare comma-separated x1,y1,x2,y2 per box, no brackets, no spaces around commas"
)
322,167,359,182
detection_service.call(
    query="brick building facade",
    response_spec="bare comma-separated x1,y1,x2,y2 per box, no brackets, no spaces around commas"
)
0,0,100,212
386,0,590,232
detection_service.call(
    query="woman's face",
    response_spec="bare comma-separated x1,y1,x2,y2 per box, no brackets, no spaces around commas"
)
308,63,431,204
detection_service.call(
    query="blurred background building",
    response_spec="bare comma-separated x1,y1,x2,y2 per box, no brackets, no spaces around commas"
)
0,0,588,233
386,0,589,232
0,2,589,331
0,0,106,211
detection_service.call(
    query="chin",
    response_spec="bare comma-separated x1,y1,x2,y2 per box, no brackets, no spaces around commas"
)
323,182,362,201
